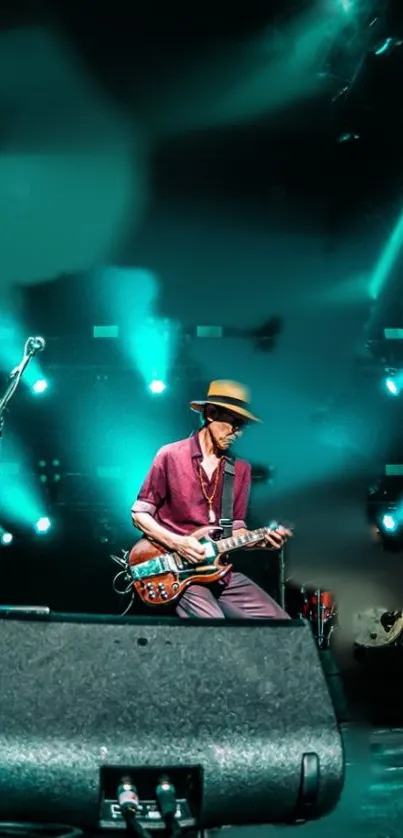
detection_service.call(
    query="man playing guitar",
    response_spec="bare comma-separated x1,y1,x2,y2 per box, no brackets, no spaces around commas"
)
131,380,292,618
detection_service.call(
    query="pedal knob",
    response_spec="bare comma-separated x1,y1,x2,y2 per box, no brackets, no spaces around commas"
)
161,591,169,600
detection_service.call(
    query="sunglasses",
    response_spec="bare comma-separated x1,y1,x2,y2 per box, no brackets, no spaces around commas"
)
215,409,248,430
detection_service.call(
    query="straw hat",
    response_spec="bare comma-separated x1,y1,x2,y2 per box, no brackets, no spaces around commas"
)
190,380,261,423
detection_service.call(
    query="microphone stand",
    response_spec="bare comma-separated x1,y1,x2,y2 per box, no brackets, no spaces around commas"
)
0,337,53,617
278,545,286,611
0,338,44,465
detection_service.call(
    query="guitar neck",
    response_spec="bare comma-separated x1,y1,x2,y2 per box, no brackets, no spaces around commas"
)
217,527,268,554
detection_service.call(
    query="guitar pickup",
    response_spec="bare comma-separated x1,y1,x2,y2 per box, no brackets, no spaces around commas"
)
174,556,185,569
162,554,181,571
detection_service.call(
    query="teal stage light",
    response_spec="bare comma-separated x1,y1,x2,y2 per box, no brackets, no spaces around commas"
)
34,516,52,534
32,379,49,394
148,379,166,395
381,513,398,533
385,377,399,396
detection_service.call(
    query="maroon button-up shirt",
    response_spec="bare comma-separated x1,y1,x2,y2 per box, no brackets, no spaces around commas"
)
132,432,251,536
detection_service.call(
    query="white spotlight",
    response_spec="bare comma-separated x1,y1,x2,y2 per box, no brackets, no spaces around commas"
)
32,379,49,394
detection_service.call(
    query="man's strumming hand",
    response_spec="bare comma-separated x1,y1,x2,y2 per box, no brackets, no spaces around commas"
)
173,535,206,564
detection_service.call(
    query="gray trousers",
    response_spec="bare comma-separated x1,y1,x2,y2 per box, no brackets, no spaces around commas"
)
175,571,290,619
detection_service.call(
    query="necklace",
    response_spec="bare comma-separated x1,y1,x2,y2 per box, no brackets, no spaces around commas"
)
198,460,222,523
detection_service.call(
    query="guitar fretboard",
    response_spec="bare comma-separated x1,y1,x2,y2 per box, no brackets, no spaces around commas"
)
217,527,268,554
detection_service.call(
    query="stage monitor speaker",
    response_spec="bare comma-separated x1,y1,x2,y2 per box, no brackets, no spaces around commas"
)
0,614,344,828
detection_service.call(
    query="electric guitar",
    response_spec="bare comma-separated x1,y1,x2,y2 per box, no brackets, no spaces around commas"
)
128,525,275,606
354,607,403,649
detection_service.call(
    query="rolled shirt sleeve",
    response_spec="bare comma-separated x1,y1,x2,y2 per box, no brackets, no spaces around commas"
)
131,447,167,517
232,462,252,530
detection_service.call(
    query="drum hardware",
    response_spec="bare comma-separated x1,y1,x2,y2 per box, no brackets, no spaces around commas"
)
286,579,338,651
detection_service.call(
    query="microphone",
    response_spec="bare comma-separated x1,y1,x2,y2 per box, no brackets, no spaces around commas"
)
9,336,46,378
27,336,46,353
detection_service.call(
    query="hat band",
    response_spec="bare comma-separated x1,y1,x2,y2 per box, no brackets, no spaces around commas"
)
207,395,249,409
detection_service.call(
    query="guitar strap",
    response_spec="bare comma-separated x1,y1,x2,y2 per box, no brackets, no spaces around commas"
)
219,458,236,538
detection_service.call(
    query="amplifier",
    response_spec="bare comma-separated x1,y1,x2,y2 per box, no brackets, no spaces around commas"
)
0,613,344,828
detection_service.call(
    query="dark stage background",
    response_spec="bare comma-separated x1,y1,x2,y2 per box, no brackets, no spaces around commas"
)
2,0,403,638
3,0,403,835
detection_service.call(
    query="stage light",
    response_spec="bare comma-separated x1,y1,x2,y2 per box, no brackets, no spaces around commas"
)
148,379,166,395
381,513,398,533
337,132,360,144
385,377,399,395
384,370,403,396
374,38,403,58
34,516,52,534
0,532,13,545
32,379,49,394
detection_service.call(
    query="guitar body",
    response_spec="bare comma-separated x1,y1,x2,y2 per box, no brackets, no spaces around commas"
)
128,526,232,607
